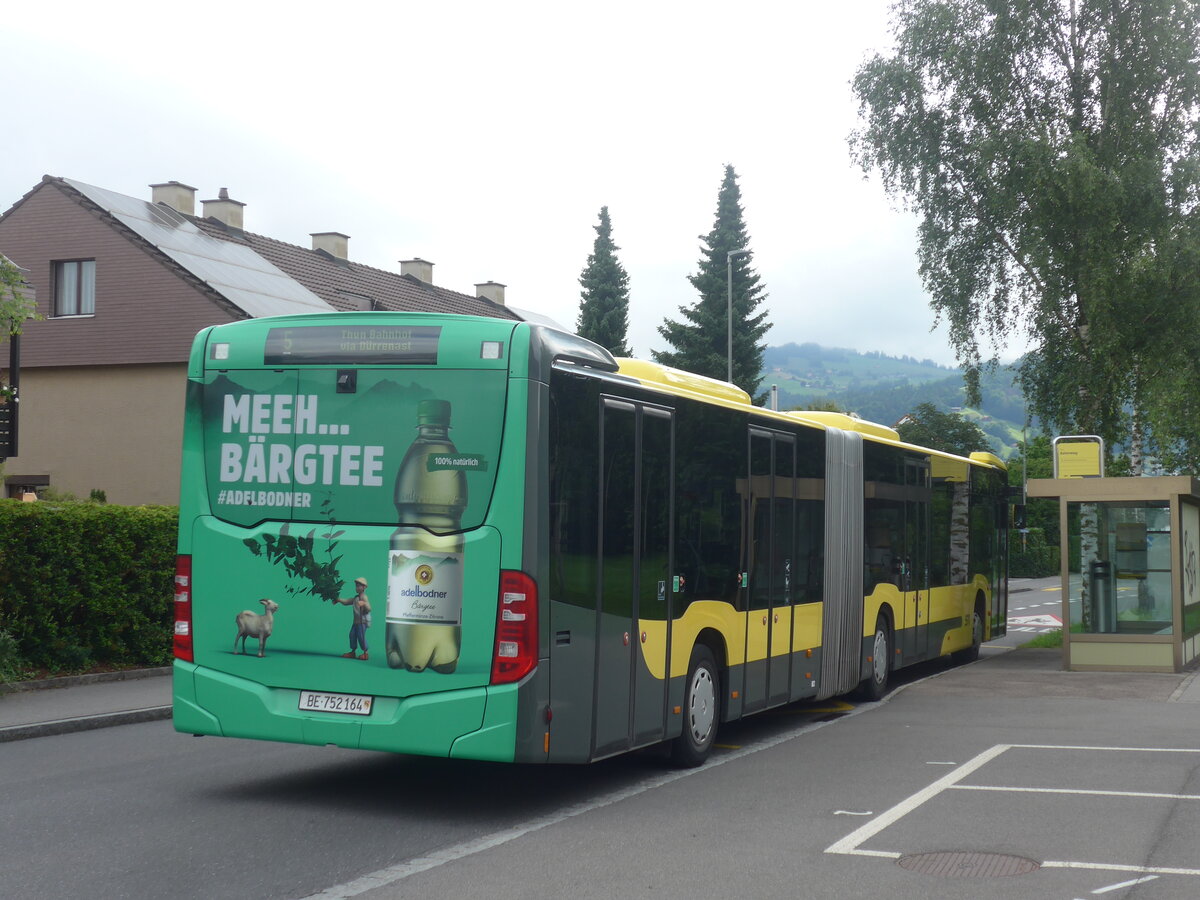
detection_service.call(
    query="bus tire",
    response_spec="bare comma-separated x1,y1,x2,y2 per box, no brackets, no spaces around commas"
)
671,644,719,768
952,596,985,665
857,614,891,701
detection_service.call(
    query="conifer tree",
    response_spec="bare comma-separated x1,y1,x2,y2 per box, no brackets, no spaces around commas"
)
654,165,770,401
576,206,632,357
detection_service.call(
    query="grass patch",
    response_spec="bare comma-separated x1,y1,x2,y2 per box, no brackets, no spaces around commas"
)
1021,629,1063,649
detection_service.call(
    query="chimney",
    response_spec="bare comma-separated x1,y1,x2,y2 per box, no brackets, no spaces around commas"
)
150,181,197,215
202,188,245,229
476,281,506,306
311,232,350,260
400,258,434,283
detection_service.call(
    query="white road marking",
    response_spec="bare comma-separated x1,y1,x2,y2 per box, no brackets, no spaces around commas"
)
825,744,1010,856
950,784,1200,800
834,810,874,816
1045,860,1200,876
1009,614,1062,628
301,684,920,899
826,743,1200,881
1092,875,1160,893
1013,744,1200,753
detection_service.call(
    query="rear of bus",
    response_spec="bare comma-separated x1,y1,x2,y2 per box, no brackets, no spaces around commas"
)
172,313,544,762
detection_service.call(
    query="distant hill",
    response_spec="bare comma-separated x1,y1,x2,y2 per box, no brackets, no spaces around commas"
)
761,343,1027,458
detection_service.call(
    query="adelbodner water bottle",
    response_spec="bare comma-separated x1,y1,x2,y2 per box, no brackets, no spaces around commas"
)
385,399,465,673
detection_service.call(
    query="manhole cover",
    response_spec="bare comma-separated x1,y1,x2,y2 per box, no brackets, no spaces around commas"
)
897,851,1040,878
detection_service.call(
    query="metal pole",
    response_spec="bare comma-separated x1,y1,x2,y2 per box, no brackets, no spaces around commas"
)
726,248,748,384
3,333,17,460
726,254,733,383
1022,417,1028,553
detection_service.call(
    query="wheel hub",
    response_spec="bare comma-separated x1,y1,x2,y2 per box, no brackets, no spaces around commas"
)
872,630,888,683
688,669,716,741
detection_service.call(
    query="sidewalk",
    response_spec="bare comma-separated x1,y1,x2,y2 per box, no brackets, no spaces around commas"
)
0,667,172,742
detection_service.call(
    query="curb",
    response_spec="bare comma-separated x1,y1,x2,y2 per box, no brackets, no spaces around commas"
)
0,705,173,743
0,666,172,695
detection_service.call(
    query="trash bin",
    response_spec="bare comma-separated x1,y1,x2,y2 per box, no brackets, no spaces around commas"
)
1090,559,1115,633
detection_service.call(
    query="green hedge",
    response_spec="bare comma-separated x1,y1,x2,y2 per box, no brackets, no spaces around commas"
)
1011,529,1061,578
0,500,177,677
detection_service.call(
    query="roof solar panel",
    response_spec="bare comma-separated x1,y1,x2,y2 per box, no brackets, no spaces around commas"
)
64,178,334,318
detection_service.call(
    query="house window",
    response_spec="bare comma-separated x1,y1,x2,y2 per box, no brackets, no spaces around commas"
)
54,259,96,316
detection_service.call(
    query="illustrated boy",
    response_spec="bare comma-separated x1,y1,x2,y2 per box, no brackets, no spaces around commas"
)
335,577,371,660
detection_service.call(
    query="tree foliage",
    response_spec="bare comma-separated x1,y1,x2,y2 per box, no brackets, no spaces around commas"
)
851,1,1200,464
1009,434,1061,576
896,401,992,456
576,206,633,357
0,255,38,337
654,165,772,401
793,399,847,413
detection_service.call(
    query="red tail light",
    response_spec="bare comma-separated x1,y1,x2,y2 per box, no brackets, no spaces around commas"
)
491,570,538,685
174,555,194,662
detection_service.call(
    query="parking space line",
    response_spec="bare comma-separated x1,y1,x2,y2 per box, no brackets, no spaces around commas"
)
949,784,1200,801
1091,875,1160,893
826,743,1200,879
825,743,1011,856
1011,743,1200,754
1044,860,1200,877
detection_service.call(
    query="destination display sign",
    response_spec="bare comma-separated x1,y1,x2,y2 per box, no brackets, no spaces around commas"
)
264,325,441,365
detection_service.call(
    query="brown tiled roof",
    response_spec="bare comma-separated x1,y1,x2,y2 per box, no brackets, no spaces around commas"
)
191,218,520,321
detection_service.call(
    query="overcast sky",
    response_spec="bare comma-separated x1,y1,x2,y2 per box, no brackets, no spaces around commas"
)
4,0,1014,369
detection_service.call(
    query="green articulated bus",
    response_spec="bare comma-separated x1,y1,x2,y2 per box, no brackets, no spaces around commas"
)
173,312,1008,766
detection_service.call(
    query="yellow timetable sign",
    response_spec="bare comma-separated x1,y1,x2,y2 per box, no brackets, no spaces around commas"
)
1053,435,1104,478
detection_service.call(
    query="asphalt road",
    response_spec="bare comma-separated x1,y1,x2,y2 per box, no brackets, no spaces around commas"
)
1000,574,1065,645
4,640,1198,900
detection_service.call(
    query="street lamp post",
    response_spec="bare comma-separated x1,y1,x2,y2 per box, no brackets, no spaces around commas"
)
726,248,749,384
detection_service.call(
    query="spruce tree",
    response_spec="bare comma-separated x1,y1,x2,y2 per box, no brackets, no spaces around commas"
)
576,206,632,357
654,165,770,401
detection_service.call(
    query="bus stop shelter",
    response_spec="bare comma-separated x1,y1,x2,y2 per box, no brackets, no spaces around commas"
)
1026,475,1200,672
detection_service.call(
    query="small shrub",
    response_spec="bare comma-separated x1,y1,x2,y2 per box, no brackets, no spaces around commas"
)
0,626,25,683
38,485,78,502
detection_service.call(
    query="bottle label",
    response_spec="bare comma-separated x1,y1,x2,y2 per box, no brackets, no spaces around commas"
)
385,550,463,625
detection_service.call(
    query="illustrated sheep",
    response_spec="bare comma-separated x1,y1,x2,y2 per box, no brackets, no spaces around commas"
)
234,598,279,657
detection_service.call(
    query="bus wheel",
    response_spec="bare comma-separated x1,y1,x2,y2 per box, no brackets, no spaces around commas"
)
857,615,891,701
952,598,985,665
671,645,719,768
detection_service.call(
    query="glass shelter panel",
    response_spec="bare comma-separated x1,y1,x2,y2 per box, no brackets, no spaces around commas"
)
1067,501,1172,635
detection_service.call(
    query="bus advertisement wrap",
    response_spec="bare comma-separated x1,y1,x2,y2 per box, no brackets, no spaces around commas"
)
193,365,505,682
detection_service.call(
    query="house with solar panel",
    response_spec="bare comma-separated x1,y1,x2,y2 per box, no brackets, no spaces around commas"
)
0,177,541,504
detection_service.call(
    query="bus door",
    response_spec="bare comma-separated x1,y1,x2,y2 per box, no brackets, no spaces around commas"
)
905,459,931,659
744,429,796,712
593,399,673,758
